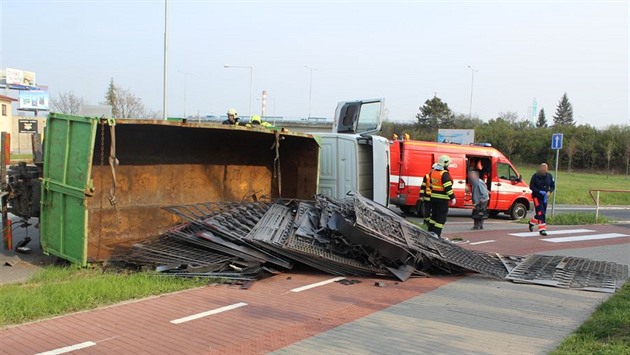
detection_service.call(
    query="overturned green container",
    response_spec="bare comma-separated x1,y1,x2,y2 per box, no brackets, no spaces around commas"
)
40,113,320,265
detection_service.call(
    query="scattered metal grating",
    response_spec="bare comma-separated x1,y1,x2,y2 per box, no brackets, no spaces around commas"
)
131,192,630,293
506,254,629,293
110,235,236,273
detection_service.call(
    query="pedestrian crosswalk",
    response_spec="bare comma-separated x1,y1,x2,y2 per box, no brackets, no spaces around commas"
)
508,228,630,243
541,233,630,243
509,229,594,238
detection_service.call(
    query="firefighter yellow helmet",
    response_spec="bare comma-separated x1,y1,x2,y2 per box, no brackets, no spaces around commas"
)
251,115,261,124
438,155,451,167
227,108,238,117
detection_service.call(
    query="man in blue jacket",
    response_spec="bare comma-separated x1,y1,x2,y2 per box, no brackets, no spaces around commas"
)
528,163,555,236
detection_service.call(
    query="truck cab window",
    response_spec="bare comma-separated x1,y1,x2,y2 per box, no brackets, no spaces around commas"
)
356,101,381,133
497,162,518,181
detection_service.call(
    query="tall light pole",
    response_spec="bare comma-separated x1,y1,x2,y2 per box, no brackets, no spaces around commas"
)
305,66,317,119
467,65,478,118
162,0,169,120
178,71,193,118
224,65,253,119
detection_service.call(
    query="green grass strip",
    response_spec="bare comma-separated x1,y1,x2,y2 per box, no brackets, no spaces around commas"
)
552,282,630,354
0,266,207,327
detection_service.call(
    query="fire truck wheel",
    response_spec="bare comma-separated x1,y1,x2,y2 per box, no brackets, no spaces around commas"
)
399,205,411,214
509,202,528,220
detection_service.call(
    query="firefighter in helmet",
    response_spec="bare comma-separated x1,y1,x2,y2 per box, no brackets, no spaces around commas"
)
223,108,239,125
420,163,439,227
247,115,273,128
428,155,456,236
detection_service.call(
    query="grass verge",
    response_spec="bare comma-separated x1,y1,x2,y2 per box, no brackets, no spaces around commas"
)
515,212,611,225
9,153,33,160
516,165,630,206
552,282,630,355
0,266,207,327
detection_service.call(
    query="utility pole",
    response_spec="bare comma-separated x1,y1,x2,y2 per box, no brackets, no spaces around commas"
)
467,65,477,118
305,66,317,119
224,65,253,119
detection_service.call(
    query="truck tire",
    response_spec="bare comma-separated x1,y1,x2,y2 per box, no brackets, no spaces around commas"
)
509,202,528,220
399,205,411,214
415,201,425,218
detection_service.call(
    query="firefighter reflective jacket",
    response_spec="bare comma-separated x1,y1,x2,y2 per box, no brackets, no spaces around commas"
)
420,172,432,202
430,169,455,200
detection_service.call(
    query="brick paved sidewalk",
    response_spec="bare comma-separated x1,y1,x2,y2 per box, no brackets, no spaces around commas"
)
1,224,628,354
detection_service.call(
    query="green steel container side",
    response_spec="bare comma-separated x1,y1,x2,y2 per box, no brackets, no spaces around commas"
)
40,113,98,266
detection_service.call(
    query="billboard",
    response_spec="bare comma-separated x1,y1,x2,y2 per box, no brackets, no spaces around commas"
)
18,90,49,111
79,104,112,118
18,119,39,133
1,68,37,88
437,129,475,145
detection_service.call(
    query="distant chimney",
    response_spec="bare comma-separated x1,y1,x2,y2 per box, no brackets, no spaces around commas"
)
261,90,267,117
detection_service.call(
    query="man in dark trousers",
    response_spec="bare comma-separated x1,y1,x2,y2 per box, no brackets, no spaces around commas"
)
428,155,456,236
469,170,489,230
528,163,555,236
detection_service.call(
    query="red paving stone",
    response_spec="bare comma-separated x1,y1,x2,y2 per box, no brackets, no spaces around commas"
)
1,224,628,354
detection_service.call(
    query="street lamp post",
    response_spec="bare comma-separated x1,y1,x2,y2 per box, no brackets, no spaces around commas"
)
178,71,193,118
162,0,169,120
305,66,317,119
467,65,477,119
224,65,253,119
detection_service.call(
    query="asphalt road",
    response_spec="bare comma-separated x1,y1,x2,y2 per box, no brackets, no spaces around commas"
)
396,204,630,222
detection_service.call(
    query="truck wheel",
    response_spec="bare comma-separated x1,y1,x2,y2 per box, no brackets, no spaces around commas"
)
415,202,425,217
510,203,528,220
399,205,411,214
488,210,500,217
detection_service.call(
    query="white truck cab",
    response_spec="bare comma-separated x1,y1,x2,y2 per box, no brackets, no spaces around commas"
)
315,99,390,206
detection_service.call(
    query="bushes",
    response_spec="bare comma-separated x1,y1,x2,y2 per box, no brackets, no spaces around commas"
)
383,120,630,174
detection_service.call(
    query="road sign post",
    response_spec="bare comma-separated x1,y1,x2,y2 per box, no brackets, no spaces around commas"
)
551,133,563,217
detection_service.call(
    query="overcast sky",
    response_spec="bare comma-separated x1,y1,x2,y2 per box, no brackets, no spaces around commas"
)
1,0,628,126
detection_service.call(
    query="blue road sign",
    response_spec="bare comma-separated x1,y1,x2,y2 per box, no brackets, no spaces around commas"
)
551,133,563,150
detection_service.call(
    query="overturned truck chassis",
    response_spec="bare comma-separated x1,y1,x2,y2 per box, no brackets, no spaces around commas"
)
111,193,629,293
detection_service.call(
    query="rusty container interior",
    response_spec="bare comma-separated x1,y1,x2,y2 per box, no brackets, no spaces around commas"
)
87,120,319,261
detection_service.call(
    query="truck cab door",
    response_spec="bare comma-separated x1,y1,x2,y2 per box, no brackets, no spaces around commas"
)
333,99,384,135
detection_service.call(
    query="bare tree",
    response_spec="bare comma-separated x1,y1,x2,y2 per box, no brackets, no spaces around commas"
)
605,140,615,176
50,91,86,115
497,111,520,126
102,79,146,118
565,139,578,172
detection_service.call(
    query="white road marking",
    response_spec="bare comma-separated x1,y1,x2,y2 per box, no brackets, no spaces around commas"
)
508,229,594,238
541,233,630,243
170,302,247,324
290,277,346,293
469,240,496,245
36,341,97,355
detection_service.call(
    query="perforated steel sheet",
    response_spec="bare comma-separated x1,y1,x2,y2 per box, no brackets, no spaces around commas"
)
506,254,629,293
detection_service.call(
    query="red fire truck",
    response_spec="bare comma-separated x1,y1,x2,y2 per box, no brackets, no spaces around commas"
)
389,139,532,220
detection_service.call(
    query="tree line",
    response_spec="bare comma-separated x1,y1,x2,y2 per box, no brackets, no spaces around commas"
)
382,94,630,176
50,78,159,118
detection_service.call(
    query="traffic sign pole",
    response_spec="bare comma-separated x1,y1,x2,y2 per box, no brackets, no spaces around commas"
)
552,148,559,217
550,133,563,217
